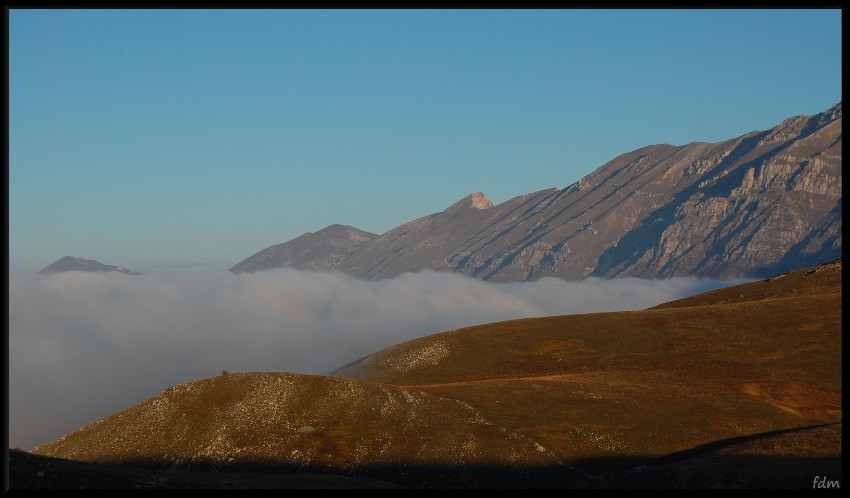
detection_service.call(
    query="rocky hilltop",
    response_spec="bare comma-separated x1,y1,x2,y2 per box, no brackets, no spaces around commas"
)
232,103,842,281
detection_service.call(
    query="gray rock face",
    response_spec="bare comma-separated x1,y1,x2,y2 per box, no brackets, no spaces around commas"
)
38,256,142,276
233,103,842,281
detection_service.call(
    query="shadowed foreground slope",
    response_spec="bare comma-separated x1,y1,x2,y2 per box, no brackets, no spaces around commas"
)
21,259,842,488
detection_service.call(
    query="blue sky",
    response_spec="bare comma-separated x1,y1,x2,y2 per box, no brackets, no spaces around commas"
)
9,9,842,274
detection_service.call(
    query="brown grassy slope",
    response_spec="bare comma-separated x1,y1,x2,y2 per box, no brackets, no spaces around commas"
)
31,372,557,471
334,260,841,463
651,258,842,309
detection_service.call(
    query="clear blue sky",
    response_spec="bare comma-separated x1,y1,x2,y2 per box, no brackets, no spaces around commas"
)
9,9,842,274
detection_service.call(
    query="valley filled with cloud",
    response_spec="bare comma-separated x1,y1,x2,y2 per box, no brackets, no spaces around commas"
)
9,269,746,450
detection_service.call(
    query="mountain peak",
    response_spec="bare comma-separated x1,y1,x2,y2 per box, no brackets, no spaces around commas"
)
38,256,141,276
229,225,379,274
468,192,494,209
446,192,494,211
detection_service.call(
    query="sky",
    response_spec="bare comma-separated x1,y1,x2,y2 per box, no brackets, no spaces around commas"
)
8,9,843,274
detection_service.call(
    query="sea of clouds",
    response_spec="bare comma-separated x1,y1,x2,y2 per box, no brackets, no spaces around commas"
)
8,268,747,450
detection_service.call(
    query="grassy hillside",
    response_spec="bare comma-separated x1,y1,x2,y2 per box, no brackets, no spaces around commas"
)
30,372,565,487
334,259,841,470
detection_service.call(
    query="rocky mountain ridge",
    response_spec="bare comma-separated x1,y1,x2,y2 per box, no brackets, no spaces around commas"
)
231,103,842,281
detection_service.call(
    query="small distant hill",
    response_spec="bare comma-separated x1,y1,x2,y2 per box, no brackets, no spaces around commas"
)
38,256,141,276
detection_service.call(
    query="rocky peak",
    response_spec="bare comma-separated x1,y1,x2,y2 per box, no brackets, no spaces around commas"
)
443,192,495,213
468,192,494,209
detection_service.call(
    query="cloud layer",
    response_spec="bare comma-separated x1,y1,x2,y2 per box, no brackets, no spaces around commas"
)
9,269,745,450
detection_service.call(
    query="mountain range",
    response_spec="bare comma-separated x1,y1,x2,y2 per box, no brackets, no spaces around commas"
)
231,103,842,281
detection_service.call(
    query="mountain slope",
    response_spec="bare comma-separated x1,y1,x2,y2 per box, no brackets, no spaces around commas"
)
232,103,841,281
334,260,841,466
38,256,141,276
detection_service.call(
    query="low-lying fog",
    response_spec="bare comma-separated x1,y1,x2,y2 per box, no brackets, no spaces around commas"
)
9,268,746,450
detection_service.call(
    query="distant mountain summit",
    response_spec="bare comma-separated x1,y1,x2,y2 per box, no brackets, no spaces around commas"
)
448,191,494,211
233,103,842,281
38,256,141,276
229,225,378,274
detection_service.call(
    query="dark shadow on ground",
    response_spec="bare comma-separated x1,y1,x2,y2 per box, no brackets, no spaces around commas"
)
7,451,841,489
7,423,842,489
